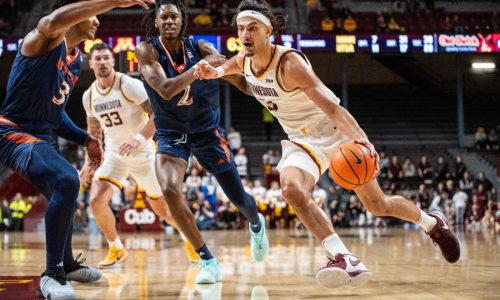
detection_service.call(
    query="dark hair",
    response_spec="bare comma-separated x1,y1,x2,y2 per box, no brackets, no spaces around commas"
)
52,0,80,11
89,43,112,56
233,0,287,34
142,0,187,39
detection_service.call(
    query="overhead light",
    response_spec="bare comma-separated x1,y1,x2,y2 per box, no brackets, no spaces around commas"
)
471,62,496,70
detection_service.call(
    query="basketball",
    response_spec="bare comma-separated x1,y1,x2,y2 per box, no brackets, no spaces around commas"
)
329,142,377,190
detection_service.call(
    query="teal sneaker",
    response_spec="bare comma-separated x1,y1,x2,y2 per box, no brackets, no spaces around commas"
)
249,213,269,262
195,258,222,284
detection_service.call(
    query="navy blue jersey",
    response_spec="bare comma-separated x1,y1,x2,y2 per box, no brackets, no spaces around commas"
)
1,40,81,134
143,37,220,134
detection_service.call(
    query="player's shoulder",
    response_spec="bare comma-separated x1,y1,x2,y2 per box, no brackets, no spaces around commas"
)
136,40,159,62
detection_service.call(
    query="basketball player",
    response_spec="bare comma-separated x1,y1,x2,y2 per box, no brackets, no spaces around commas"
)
0,0,154,298
80,43,199,268
136,0,269,284
195,0,460,289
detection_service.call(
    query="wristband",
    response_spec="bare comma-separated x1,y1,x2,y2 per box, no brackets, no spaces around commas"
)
134,133,146,145
215,66,225,78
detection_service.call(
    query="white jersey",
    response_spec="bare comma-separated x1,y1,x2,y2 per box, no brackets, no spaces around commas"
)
83,72,151,152
243,45,340,139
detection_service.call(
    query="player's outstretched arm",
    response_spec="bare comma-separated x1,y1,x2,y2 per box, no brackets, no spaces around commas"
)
197,41,251,95
118,100,156,157
280,52,377,158
23,0,154,57
136,41,202,100
195,51,245,80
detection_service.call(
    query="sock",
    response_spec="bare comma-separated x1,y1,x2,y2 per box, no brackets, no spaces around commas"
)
250,221,262,233
417,210,437,232
109,237,124,250
322,233,352,257
196,244,214,260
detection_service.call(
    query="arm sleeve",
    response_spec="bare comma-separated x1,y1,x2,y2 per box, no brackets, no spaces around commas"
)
54,110,89,146
82,89,94,118
120,75,149,105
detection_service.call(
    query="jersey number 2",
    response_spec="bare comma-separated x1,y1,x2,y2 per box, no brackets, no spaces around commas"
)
101,112,123,127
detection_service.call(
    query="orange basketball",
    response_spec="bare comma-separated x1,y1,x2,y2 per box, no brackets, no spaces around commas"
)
329,142,377,190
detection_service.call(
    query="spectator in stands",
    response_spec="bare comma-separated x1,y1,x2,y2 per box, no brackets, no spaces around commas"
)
201,172,218,211
474,127,488,150
262,148,274,165
378,151,390,178
217,200,239,230
194,193,216,230
387,17,402,33
218,3,231,27
252,179,267,208
453,155,466,181
332,210,349,228
481,200,496,229
234,148,248,178
392,0,404,14
209,2,221,26
73,201,88,232
459,171,474,197
474,171,492,192
0,199,11,231
492,11,500,32
402,157,416,178
473,184,488,209
488,129,498,151
376,12,388,33
434,155,449,182
429,190,445,212
312,184,327,209
321,16,334,32
8,193,31,232
227,127,242,153
347,195,361,227
418,155,433,183
343,14,357,32
467,195,484,231
388,155,404,183
417,183,430,211
441,15,452,32
452,187,467,225
263,108,274,141
193,6,212,27
452,15,464,34
185,168,202,201
489,187,497,203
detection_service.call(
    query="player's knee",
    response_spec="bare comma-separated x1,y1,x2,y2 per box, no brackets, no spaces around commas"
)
281,181,309,208
161,184,183,203
54,168,80,195
363,195,391,217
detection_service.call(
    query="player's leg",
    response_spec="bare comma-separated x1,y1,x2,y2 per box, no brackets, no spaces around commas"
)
90,154,129,268
156,153,219,284
354,180,460,263
191,128,268,262
130,150,200,264
277,143,372,288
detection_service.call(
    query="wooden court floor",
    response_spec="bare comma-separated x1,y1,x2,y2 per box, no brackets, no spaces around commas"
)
0,228,499,299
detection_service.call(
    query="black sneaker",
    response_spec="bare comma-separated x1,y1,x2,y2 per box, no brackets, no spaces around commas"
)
64,253,102,283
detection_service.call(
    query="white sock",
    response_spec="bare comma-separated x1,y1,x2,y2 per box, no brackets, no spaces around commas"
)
108,237,123,250
322,233,352,257
417,210,437,232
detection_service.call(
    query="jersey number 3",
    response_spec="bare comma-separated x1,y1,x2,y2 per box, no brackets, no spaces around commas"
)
101,112,123,127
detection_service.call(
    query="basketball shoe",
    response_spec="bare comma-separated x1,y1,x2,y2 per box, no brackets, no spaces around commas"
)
65,253,102,283
185,240,201,264
195,258,222,284
427,211,460,263
37,271,76,300
249,213,269,262
97,246,129,268
315,253,372,288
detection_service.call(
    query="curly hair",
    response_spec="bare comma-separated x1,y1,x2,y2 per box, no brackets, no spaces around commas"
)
51,0,80,11
233,0,287,34
142,0,188,39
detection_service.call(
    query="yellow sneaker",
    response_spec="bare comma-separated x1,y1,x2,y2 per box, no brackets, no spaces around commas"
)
184,240,200,264
97,246,129,268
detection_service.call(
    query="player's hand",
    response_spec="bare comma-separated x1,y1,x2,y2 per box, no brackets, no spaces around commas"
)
204,54,227,67
85,136,103,170
119,139,141,157
194,60,218,80
353,138,380,177
79,163,93,186
116,0,155,10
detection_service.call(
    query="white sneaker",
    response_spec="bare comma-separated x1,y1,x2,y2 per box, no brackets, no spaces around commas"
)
38,272,76,300
315,254,372,288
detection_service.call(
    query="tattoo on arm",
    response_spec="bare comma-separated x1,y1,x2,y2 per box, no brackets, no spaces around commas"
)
141,99,154,115
87,117,102,140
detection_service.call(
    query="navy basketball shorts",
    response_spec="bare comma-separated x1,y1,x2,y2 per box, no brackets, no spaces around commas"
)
156,127,234,175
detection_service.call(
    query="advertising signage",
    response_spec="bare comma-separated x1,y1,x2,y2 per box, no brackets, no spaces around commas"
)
1,33,498,59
